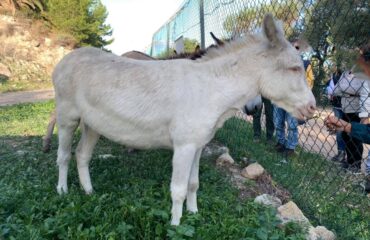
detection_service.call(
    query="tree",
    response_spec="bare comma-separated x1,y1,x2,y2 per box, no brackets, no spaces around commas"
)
304,0,369,66
46,0,113,48
304,0,369,92
223,0,302,39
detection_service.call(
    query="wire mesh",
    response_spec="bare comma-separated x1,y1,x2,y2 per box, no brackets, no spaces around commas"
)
150,0,370,239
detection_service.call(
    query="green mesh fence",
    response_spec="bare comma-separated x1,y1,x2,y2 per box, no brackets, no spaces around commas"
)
151,0,370,239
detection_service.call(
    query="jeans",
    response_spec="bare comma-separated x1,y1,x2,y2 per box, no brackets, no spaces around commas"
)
252,97,274,140
273,105,298,150
333,108,345,151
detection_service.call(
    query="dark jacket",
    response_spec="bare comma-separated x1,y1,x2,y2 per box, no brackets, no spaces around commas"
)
350,122,370,144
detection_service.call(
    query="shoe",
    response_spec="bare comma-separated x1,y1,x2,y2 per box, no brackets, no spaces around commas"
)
285,149,295,157
332,150,346,162
342,161,361,171
365,175,370,193
275,143,285,153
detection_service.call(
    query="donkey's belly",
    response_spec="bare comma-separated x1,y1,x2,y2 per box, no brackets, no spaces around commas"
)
81,108,173,149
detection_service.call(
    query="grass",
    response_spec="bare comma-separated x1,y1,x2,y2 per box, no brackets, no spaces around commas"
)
0,101,307,239
216,118,370,240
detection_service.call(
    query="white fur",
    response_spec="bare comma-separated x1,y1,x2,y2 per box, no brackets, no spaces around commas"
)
53,14,315,225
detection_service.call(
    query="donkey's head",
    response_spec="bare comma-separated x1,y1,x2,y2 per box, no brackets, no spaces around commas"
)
256,14,316,120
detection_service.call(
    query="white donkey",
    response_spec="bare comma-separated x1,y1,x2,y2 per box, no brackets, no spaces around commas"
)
53,14,315,225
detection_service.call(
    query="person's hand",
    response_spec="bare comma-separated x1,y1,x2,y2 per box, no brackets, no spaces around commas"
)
324,115,351,133
360,118,369,124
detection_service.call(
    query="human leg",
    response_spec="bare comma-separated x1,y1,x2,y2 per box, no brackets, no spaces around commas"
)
263,97,275,141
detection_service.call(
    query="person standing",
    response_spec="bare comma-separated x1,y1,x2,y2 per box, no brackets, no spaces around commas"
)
273,41,315,156
333,70,370,170
252,97,274,143
326,68,346,162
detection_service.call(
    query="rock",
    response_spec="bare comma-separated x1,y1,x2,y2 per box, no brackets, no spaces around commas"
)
44,37,52,47
216,152,235,166
0,63,11,78
241,162,264,179
16,150,26,156
307,226,336,240
277,201,310,225
98,154,115,159
202,143,229,158
254,194,282,208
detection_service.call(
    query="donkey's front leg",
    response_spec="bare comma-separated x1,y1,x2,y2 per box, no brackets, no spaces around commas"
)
170,144,198,225
186,148,202,213
76,123,100,194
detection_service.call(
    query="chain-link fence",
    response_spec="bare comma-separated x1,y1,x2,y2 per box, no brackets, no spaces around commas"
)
150,0,370,239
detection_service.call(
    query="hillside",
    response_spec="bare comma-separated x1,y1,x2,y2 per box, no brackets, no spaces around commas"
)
0,14,72,93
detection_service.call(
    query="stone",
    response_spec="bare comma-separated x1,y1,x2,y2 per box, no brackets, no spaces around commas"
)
44,37,52,47
0,62,11,78
254,194,282,208
98,154,115,159
216,152,235,166
307,226,336,240
277,201,310,225
202,143,229,158
241,162,264,179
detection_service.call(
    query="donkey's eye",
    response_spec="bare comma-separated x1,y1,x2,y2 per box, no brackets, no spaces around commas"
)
288,66,302,72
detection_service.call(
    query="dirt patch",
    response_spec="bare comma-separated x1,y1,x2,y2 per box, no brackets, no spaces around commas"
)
217,161,291,204
0,88,54,106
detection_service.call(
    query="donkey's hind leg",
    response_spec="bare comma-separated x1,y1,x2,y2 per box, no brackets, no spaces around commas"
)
57,121,78,194
76,122,100,194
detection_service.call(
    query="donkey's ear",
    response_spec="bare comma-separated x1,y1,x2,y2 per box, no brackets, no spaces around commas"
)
210,32,224,46
263,13,286,48
294,38,312,53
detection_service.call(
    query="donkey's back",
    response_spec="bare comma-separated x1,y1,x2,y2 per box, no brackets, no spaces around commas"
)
54,48,178,149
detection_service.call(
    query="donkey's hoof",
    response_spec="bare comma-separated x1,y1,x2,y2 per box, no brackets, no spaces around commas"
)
187,207,198,214
57,185,68,195
170,218,180,226
84,188,93,195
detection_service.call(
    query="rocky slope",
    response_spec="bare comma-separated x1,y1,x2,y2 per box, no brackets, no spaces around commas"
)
0,14,71,93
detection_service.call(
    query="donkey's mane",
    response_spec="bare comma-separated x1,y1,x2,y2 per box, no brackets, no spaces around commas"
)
199,34,262,61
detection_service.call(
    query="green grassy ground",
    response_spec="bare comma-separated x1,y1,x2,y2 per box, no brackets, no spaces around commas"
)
0,101,306,239
217,118,370,240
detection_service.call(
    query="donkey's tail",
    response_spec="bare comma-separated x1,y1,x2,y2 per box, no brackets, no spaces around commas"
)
42,110,56,153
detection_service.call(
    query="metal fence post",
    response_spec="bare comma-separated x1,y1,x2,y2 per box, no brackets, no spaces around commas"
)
199,0,205,50
166,23,170,54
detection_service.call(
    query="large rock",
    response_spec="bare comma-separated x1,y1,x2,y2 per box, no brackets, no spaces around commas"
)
277,201,310,225
254,194,282,208
216,152,235,166
241,162,264,179
307,226,336,240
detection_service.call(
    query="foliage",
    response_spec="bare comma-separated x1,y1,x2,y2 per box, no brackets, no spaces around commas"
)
0,101,307,239
223,0,302,39
183,38,199,53
45,0,113,48
304,0,369,73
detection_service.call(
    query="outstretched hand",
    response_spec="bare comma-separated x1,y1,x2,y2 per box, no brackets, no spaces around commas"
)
324,115,351,133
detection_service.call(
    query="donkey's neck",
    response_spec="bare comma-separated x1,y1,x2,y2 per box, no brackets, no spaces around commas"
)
202,51,260,111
